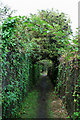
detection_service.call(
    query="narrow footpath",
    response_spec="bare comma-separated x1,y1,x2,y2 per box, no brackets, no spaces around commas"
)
37,74,53,118
18,73,69,119
37,73,68,118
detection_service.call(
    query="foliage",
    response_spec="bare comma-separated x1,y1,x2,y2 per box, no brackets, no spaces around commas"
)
1,8,80,119
6,9,72,63
17,89,39,118
54,32,80,119
29,9,73,61
1,16,41,118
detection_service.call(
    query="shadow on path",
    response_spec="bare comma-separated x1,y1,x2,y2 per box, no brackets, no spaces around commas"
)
18,73,69,119
37,74,53,118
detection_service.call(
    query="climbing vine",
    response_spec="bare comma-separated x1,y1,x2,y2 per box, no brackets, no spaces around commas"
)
1,16,41,118
54,33,80,119
1,8,80,119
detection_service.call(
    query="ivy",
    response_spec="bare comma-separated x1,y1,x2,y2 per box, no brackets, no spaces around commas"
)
1,16,41,118
1,9,80,119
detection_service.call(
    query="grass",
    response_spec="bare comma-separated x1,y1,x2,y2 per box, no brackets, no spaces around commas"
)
17,89,39,118
17,74,69,119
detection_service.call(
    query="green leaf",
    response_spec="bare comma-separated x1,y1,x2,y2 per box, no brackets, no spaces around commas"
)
43,32,47,35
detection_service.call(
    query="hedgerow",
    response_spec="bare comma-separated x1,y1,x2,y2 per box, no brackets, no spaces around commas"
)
1,9,80,119
1,16,41,118
54,37,80,119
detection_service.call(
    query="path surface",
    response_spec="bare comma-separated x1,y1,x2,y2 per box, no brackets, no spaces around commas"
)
18,73,69,118
37,74,53,118
37,73,68,118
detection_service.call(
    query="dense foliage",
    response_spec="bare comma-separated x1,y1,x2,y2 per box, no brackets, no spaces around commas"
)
1,16,41,118
27,9,72,61
54,35,79,119
1,8,80,119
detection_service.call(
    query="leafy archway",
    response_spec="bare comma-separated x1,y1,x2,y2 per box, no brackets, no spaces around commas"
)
2,8,79,119
2,8,73,87
2,9,72,62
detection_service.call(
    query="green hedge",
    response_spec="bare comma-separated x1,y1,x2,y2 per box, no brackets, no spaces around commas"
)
55,58,80,119
1,16,40,118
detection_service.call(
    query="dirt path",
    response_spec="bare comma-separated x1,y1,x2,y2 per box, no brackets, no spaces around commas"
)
37,74,52,118
37,73,69,118
18,73,69,119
